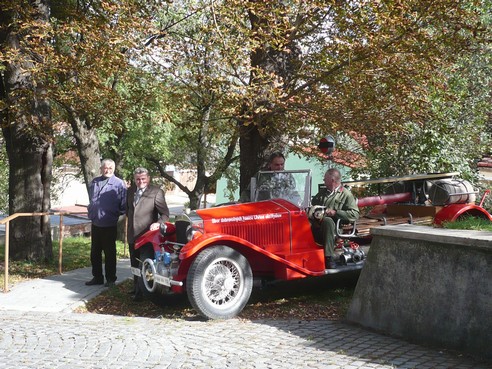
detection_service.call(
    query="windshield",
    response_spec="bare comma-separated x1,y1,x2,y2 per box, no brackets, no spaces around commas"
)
251,170,311,208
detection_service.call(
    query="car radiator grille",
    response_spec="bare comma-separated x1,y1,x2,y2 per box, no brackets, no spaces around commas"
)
221,221,285,248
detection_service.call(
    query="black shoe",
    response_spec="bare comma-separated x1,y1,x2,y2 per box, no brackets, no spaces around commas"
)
325,258,337,269
104,281,115,288
85,278,104,286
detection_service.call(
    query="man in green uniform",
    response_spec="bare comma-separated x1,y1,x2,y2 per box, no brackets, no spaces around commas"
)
311,168,359,268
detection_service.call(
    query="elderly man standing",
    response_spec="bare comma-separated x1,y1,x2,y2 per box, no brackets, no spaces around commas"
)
311,168,359,269
127,167,170,301
86,159,127,286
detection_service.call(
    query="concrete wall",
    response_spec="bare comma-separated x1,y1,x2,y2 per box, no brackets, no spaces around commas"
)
347,224,492,362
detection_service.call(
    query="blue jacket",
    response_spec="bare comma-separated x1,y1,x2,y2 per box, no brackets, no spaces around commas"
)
88,175,127,227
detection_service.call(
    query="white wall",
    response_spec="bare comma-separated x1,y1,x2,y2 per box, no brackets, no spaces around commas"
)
51,169,89,208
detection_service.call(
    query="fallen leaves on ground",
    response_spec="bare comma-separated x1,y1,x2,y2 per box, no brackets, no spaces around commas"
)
78,276,356,321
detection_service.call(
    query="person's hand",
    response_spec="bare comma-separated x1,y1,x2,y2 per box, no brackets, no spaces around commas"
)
149,222,160,231
325,209,336,217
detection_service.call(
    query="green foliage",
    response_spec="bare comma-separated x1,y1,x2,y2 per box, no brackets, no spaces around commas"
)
46,0,155,127
477,183,492,214
221,163,241,202
140,0,490,189
96,71,176,181
141,1,243,170
100,1,242,204
350,37,492,182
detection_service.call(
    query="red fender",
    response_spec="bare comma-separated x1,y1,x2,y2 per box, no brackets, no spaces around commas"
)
134,222,176,251
434,204,492,226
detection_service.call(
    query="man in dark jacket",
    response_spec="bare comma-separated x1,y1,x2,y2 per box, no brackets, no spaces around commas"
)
311,168,359,268
86,159,127,287
127,167,169,301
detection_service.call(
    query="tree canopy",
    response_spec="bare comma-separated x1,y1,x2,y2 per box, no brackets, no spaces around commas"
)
2,0,491,184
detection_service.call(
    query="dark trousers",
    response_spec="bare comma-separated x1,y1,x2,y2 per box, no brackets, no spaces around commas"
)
310,216,336,258
129,242,139,268
129,242,141,295
90,224,117,282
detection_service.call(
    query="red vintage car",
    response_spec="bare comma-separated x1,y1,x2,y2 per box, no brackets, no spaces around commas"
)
132,170,491,320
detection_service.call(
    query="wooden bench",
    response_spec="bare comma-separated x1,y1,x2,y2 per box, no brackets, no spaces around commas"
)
345,215,434,238
355,216,434,237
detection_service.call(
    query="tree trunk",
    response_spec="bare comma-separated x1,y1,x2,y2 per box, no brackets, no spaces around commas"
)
239,6,297,192
0,0,53,261
3,125,53,260
67,109,101,191
239,125,270,194
187,191,202,210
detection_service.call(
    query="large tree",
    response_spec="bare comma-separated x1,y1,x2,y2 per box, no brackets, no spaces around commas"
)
348,0,492,180
0,0,53,260
47,0,157,188
106,0,490,199
224,1,488,190
0,0,157,259
123,2,243,209
0,138,8,213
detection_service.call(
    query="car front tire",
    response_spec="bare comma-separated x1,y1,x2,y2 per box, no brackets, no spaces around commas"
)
187,245,253,320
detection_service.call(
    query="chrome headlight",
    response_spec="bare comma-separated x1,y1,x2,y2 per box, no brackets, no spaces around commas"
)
159,222,168,236
176,212,204,243
186,221,204,242
186,225,194,242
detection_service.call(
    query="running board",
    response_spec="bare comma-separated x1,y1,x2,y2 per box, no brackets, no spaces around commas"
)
324,262,365,274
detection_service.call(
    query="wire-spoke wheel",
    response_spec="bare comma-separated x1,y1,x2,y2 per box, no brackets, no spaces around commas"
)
141,257,157,293
137,244,155,298
187,246,253,320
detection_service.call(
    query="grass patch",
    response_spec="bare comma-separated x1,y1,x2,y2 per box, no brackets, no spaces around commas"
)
441,217,492,232
1,237,127,291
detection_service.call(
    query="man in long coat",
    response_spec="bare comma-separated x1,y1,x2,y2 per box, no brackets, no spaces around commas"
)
127,167,169,300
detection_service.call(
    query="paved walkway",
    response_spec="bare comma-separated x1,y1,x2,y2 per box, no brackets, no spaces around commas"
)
0,259,132,312
0,261,490,369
